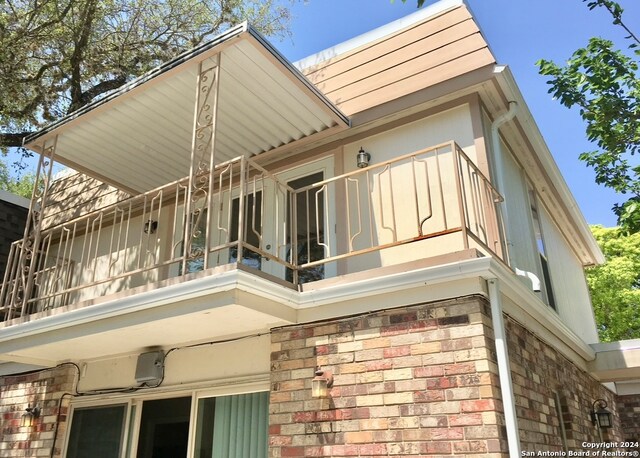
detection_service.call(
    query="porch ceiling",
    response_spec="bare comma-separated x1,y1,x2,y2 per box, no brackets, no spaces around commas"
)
24,23,349,193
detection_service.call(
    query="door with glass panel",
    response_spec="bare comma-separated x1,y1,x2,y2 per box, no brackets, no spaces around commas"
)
261,157,336,283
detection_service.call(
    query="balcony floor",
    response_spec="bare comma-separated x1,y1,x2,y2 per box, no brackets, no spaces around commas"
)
0,252,489,370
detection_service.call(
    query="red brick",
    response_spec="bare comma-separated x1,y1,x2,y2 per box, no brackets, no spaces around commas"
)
449,413,483,426
382,346,411,358
364,359,393,371
426,376,458,390
444,362,476,375
413,389,445,402
414,366,444,378
358,443,388,455
461,399,497,412
281,446,306,457
423,441,453,454
292,411,316,423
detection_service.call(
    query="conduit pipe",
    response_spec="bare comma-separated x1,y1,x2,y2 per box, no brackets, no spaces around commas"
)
488,278,521,458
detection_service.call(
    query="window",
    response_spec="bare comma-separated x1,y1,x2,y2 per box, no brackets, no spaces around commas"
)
286,171,326,283
65,392,268,458
136,397,191,458
229,191,263,269
66,404,127,458
194,392,268,458
528,184,556,309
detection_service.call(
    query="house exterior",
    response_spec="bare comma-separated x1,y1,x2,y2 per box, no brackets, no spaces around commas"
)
1,1,639,457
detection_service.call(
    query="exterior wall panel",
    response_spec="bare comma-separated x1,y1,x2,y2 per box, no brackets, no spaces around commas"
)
500,144,539,287
303,5,495,116
43,173,131,230
341,104,478,273
539,207,599,343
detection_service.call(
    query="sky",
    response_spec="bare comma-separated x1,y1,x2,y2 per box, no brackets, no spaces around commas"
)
270,0,640,228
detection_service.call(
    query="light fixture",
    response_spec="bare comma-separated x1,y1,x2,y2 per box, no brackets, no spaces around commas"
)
21,405,40,427
311,366,333,398
591,399,613,429
356,147,371,168
144,220,158,234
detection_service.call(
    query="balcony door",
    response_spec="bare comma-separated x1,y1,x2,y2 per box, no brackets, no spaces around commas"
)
262,157,336,283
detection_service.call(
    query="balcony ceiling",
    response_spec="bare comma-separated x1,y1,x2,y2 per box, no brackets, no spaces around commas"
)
24,23,349,193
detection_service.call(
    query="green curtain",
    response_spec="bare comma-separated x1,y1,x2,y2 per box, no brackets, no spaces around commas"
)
195,391,268,458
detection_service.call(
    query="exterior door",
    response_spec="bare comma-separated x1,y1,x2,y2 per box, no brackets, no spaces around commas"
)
262,157,336,283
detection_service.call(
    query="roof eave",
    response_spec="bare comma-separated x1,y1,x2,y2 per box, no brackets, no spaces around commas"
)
493,65,605,266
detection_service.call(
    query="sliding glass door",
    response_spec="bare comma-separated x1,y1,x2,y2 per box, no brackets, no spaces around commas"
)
65,391,268,458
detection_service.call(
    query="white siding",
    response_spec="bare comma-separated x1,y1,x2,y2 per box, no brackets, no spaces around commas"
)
540,207,599,343
341,104,478,272
499,141,538,284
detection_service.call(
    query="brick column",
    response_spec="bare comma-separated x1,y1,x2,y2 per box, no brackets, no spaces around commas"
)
269,296,507,457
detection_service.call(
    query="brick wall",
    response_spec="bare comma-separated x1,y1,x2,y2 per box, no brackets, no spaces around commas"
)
616,394,640,441
0,365,74,458
269,295,508,457
0,199,28,278
505,317,623,450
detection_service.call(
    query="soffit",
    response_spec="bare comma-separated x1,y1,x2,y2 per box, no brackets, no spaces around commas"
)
24,24,349,193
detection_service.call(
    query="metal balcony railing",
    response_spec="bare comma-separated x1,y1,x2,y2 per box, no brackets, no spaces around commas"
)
0,141,506,322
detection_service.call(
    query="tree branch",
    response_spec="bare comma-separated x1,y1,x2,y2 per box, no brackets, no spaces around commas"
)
72,74,127,111
0,131,33,148
69,0,98,111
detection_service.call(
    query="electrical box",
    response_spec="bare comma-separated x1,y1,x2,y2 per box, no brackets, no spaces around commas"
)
135,350,164,384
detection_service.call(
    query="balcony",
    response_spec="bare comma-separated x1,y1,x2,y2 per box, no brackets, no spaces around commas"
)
0,141,505,324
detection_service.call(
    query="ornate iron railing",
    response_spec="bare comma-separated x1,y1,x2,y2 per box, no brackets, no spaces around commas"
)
0,141,505,322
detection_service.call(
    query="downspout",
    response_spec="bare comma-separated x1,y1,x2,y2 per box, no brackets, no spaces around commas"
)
488,278,521,458
490,98,518,263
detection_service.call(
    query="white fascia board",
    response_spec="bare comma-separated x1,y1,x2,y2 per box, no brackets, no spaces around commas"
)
294,0,465,71
0,269,297,344
292,256,595,364
0,362,50,376
297,256,493,308
493,66,604,265
591,338,640,353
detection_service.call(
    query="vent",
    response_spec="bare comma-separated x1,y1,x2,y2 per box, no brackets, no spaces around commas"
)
135,350,165,384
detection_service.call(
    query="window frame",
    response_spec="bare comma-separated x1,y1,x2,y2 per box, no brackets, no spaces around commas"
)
526,182,557,310
63,380,269,458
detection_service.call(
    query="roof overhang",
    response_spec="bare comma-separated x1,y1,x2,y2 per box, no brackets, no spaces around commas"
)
491,66,605,266
588,339,640,383
25,23,350,193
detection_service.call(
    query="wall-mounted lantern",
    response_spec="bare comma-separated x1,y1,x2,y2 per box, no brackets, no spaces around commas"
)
21,405,40,428
144,220,158,234
356,147,371,168
591,399,613,429
311,366,333,398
